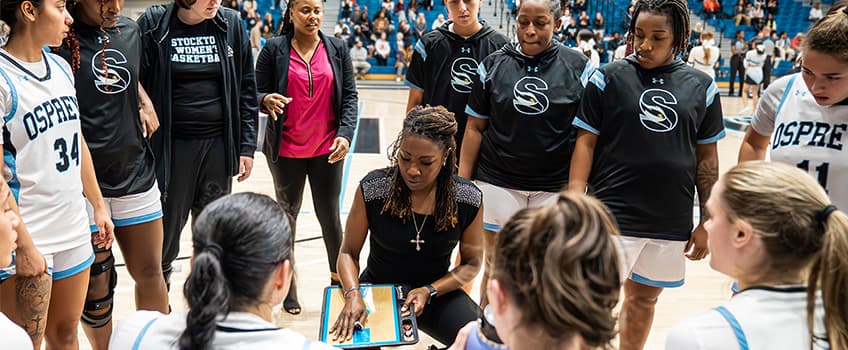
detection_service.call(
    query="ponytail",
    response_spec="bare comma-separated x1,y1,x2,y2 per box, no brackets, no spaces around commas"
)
808,209,848,350
703,46,711,65
179,247,231,350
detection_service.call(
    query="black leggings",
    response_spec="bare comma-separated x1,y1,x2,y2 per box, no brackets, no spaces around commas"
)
266,153,343,274
729,55,744,96
416,290,480,345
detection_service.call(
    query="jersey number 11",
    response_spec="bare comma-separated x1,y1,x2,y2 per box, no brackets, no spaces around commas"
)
796,160,829,193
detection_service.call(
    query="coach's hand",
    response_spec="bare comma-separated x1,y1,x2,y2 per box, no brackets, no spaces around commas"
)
328,137,350,164
685,224,709,260
402,286,430,317
262,93,292,121
238,156,254,182
92,207,115,250
331,290,368,341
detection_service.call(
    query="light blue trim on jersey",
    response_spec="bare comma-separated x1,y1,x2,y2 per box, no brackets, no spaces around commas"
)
132,317,161,350
0,67,19,122
113,210,164,227
706,81,720,107
731,281,740,293
414,39,427,61
774,74,798,119
572,118,600,135
477,64,488,84
403,79,424,91
715,306,750,350
52,251,94,280
46,54,73,85
4,149,20,202
630,272,684,288
579,64,595,88
483,222,501,232
465,105,489,120
698,129,727,144
588,70,606,91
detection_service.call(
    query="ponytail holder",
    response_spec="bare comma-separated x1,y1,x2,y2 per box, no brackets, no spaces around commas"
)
816,205,838,222
204,241,225,259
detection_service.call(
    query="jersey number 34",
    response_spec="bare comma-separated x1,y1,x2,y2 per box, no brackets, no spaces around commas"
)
54,133,80,172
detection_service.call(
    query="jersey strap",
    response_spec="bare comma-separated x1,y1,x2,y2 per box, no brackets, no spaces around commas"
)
774,74,798,119
714,306,750,350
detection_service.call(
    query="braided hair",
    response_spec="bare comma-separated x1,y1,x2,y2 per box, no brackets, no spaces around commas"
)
278,0,296,35
382,105,458,232
58,0,119,78
627,0,690,55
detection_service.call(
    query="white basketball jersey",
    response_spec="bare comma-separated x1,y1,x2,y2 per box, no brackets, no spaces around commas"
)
752,73,848,209
0,49,89,254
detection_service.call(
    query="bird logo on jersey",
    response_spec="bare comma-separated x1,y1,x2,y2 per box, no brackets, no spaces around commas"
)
513,76,550,115
450,57,478,93
639,88,678,132
92,48,131,94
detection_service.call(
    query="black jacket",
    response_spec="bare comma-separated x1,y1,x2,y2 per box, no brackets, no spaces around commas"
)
137,4,258,196
255,31,358,162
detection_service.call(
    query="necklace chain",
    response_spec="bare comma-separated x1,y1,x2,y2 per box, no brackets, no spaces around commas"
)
411,212,426,251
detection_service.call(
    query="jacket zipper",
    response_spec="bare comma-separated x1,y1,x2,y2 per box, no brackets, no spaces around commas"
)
306,63,313,97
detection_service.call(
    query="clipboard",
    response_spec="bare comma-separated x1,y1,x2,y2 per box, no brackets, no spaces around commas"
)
318,284,420,348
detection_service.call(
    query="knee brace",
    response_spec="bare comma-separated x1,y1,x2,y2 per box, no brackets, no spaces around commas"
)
81,246,117,328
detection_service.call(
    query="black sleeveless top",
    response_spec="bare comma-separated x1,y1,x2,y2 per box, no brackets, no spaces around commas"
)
359,169,482,287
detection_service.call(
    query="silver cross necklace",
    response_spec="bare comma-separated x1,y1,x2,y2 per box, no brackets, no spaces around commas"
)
411,212,426,251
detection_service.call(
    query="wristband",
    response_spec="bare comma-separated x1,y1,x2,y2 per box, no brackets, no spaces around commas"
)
343,286,360,299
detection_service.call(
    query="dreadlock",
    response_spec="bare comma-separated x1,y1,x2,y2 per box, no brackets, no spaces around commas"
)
279,0,296,35
627,0,690,55
56,0,120,79
382,105,458,232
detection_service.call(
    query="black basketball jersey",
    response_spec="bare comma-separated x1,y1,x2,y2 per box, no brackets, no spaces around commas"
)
573,56,725,241
466,42,592,192
56,17,156,197
404,21,508,153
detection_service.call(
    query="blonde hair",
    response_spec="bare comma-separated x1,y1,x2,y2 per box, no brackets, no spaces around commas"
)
492,191,621,349
804,0,848,62
721,161,848,349
701,31,714,63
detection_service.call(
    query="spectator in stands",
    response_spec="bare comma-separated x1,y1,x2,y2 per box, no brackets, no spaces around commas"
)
373,8,392,36
574,0,587,13
734,0,751,25
607,31,624,61
702,0,721,19
577,10,591,29
396,0,408,22
224,0,239,9
619,5,634,34
408,1,419,28
356,11,372,36
419,0,433,11
351,40,371,79
263,12,276,32
398,19,413,40
432,13,447,29
776,31,795,61
242,0,257,18
396,41,413,81
593,12,605,37
729,30,746,96
342,0,353,20
575,29,600,67
395,32,407,54
351,25,370,47
350,5,361,23
750,2,765,30
334,19,349,35
564,16,579,46
764,13,776,30
262,24,275,40
809,2,823,21
375,32,391,65
765,0,778,16
790,32,804,49
414,13,428,39
341,26,352,44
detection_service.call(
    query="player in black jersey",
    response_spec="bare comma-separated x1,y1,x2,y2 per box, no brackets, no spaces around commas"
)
56,0,170,348
404,0,508,156
459,0,593,306
568,0,724,348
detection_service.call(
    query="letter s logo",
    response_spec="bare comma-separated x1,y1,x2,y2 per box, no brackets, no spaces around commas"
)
92,48,131,94
512,77,550,115
639,89,678,132
450,57,478,93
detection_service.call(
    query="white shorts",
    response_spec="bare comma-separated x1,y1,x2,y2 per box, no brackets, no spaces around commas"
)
1,242,94,281
618,236,687,288
87,183,163,232
475,180,558,232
